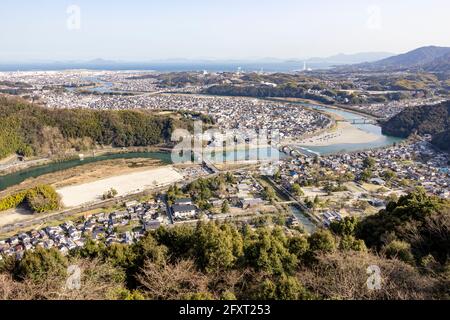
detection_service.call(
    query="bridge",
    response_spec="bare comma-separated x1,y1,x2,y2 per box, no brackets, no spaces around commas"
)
336,118,378,125
275,143,319,159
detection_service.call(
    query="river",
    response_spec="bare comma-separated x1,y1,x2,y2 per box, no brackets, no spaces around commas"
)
289,204,317,234
294,103,403,155
0,102,403,232
0,152,172,191
0,103,401,191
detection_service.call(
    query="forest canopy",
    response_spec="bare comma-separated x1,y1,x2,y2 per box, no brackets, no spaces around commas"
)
381,100,450,151
0,96,186,159
0,189,448,300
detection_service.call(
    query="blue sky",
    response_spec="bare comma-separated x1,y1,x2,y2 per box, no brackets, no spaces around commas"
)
0,0,449,61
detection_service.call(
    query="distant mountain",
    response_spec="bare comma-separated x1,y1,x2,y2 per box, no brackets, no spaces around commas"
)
356,46,450,71
84,58,118,65
306,52,394,65
421,52,450,73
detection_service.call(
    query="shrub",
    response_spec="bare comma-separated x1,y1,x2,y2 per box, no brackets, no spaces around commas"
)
25,185,61,213
0,191,27,211
0,185,61,213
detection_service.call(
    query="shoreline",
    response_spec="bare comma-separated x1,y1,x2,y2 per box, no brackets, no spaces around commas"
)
0,145,172,176
274,98,381,147
296,121,380,147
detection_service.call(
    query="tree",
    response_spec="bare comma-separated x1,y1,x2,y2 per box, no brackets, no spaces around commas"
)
288,236,309,258
256,278,277,299
102,188,118,200
313,155,319,164
225,172,235,184
291,183,304,197
339,235,367,252
0,191,28,212
382,240,415,264
330,216,359,236
25,184,61,213
273,170,281,181
342,171,356,182
304,197,314,209
360,169,373,182
184,292,214,300
134,233,168,267
15,247,68,282
221,290,237,300
354,200,370,210
276,275,306,300
252,275,309,300
263,186,276,202
382,169,396,182
0,96,180,161
137,259,210,300
194,222,242,272
308,229,336,253
221,200,230,213
312,195,321,211
244,227,297,275
363,156,376,169
385,193,399,204
356,188,450,264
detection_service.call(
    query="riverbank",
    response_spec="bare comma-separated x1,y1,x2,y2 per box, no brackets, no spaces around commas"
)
297,121,380,146
0,145,172,176
57,165,183,207
0,157,164,198
274,99,381,147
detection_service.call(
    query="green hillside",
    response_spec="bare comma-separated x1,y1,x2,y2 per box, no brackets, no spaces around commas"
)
0,96,185,159
381,100,450,151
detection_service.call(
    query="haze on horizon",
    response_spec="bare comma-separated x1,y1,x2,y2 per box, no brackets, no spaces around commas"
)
1,0,449,62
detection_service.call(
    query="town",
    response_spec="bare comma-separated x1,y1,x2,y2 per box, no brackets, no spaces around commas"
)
1,133,448,261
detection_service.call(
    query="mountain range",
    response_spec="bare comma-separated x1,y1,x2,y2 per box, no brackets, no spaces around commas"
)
353,46,450,72
305,52,394,64
1,47,449,73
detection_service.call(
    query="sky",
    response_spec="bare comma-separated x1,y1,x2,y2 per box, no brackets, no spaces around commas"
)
0,0,449,61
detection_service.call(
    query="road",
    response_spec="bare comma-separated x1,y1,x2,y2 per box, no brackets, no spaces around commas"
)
0,162,260,235
265,177,322,225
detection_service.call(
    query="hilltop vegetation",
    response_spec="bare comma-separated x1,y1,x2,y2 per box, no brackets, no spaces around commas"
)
381,100,450,151
0,96,186,160
0,184,60,213
0,189,448,300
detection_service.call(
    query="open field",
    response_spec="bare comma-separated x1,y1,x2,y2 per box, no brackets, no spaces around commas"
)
57,166,183,207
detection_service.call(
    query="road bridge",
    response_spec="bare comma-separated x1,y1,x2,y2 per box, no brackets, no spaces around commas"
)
336,118,378,125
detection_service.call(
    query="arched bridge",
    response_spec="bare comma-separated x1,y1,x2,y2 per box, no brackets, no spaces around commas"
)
336,118,378,125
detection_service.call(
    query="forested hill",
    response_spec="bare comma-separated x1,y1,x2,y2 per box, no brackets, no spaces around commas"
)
0,96,186,159
354,46,450,72
381,100,450,151
432,130,450,152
